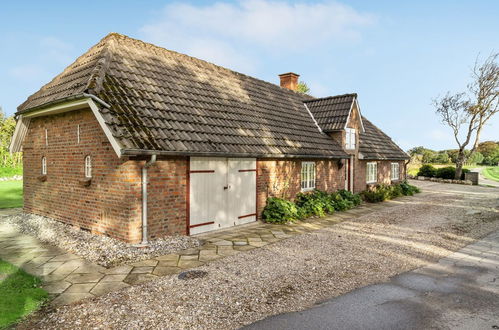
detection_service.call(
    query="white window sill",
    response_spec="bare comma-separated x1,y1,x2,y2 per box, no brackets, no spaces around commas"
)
301,187,315,192
366,181,377,184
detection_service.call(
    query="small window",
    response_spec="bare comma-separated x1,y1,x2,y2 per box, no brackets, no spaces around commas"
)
345,128,356,150
77,124,80,144
301,162,316,191
366,162,377,183
41,156,47,175
391,163,400,180
85,155,92,178
45,128,48,146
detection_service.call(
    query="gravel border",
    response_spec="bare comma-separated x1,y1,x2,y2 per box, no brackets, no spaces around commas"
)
2,213,200,267
18,181,499,329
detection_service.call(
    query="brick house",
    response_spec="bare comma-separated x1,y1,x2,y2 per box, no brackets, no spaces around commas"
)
10,33,409,243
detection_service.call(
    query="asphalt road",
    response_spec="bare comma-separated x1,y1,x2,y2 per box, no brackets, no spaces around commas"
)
244,230,499,330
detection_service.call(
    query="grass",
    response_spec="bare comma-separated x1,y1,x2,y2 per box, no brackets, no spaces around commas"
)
0,166,22,178
482,167,499,181
0,260,48,329
0,181,23,209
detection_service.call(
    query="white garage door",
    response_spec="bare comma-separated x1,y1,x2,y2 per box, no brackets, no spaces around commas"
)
189,157,257,235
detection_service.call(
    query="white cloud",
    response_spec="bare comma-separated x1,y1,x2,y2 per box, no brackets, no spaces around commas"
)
140,0,375,72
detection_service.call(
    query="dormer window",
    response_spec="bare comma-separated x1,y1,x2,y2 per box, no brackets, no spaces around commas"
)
345,128,356,150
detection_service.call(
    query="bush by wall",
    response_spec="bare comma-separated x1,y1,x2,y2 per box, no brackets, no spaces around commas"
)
262,189,363,223
361,181,421,203
262,197,299,224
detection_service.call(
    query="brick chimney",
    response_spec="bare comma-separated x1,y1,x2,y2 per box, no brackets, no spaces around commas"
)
279,72,299,91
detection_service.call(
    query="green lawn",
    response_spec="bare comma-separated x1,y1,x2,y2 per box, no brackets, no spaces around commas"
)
0,260,48,329
0,181,23,209
0,166,22,178
482,167,499,181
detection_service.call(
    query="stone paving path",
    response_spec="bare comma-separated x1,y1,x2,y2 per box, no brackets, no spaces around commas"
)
0,202,398,306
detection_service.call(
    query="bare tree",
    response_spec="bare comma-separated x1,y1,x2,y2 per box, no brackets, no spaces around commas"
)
433,53,499,179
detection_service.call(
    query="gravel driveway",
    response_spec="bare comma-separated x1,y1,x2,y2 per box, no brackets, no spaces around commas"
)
21,181,499,329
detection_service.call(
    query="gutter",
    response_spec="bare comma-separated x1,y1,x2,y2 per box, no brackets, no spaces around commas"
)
138,154,157,246
121,149,350,159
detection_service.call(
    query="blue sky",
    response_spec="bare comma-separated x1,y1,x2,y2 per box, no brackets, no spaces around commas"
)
1,0,497,151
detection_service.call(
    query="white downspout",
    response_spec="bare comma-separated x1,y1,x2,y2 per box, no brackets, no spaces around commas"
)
140,154,157,246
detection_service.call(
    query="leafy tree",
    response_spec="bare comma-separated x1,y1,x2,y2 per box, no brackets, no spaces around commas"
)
296,81,310,94
466,151,484,165
433,53,499,179
0,107,22,168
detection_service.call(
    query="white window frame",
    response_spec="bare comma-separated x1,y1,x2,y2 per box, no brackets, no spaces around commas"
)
391,162,400,180
366,162,377,184
85,155,92,178
41,156,47,175
301,162,316,191
345,128,356,150
45,128,48,146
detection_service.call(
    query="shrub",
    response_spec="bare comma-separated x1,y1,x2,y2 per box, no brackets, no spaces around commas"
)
400,181,420,196
417,164,437,177
295,190,332,218
361,189,386,203
263,197,299,223
362,182,420,203
330,193,352,211
436,166,455,179
337,189,362,206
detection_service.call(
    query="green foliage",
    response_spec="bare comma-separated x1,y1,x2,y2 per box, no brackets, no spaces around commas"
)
478,141,499,165
263,189,363,223
296,81,310,94
0,107,22,169
436,166,456,179
362,182,420,203
400,181,421,196
0,259,48,328
337,189,362,206
262,197,299,224
0,180,23,209
417,164,437,177
0,166,22,178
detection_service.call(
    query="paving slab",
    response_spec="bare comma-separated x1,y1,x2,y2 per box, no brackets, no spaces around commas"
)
65,273,104,284
64,283,97,293
153,266,182,276
90,281,130,296
51,293,94,306
101,274,128,282
43,281,72,294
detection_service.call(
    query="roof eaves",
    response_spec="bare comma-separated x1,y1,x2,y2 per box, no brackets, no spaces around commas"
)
121,149,350,159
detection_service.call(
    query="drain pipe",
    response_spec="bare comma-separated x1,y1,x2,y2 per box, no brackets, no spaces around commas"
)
140,154,157,246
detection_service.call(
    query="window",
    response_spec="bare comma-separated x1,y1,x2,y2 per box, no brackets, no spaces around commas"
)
77,124,80,144
391,163,400,180
85,155,92,178
345,128,356,149
301,162,316,191
366,162,377,183
41,156,47,175
45,128,48,146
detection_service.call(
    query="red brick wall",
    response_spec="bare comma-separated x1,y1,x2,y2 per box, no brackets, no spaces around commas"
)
256,159,344,219
146,158,188,238
353,160,406,193
23,109,143,242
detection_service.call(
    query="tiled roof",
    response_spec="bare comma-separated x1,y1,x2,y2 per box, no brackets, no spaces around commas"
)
304,94,356,131
18,33,348,159
359,117,409,160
